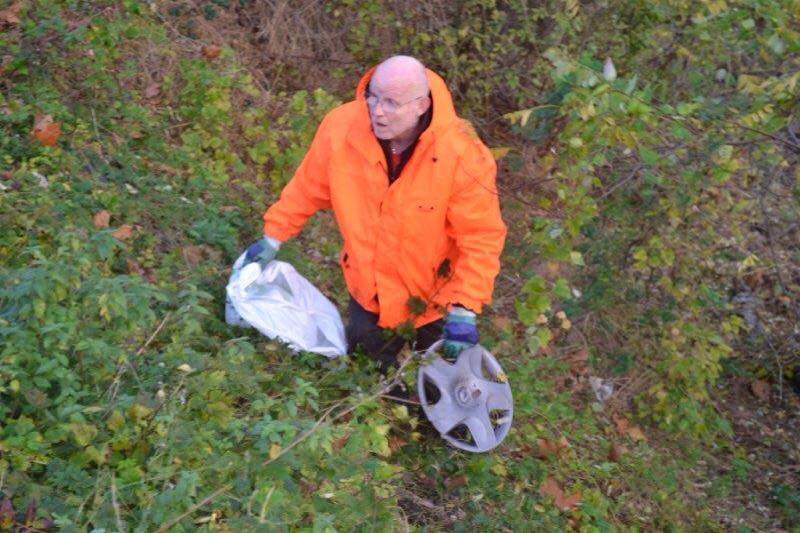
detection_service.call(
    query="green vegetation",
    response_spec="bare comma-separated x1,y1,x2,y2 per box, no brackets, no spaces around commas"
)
1,0,798,530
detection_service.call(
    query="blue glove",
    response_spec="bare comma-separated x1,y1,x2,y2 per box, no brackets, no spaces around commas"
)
243,235,281,266
442,306,478,360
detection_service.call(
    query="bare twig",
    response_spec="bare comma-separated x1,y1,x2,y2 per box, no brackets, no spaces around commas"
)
111,474,126,533
156,355,416,529
396,487,465,525
135,312,171,357
154,483,233,533
104,312,171,407
599,164,643,200
380,394,421,406
263,354,416,467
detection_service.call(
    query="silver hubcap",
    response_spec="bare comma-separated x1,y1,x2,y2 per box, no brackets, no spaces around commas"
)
417,342,513,452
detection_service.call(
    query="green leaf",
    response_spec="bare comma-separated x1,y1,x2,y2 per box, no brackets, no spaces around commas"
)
553,278,571,299
68,422,98,447
638,146,660,165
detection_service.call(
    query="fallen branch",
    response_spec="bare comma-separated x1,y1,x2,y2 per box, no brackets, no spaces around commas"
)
156,353,418,529
263,353,416,467
154,483,232,533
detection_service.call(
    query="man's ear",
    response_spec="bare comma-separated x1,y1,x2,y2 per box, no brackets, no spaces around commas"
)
416,95,432,117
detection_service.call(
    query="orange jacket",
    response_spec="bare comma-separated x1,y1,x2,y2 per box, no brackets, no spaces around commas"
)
263,66,506,328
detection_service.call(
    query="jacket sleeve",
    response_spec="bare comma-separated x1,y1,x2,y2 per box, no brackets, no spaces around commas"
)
262,114,333,241
435,140,507,314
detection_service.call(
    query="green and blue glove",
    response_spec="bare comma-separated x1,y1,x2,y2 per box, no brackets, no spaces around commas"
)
442,305,478,360
243,235,281,267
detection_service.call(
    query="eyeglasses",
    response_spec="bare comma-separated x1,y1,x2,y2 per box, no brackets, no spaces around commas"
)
365,91,425,113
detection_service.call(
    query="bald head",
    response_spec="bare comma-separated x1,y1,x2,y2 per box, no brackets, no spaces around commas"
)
367,55,431,147
371,55,429,98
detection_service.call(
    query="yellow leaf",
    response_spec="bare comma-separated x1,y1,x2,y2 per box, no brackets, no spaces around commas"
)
107,410,125,431
490,462,508,477
126,403,153,424
627,426,647,442
391,405,409,421
490,146,512,160
269,443,281,460
84,445,107,465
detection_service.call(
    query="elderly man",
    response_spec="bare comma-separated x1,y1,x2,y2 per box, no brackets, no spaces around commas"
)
244,55,506,372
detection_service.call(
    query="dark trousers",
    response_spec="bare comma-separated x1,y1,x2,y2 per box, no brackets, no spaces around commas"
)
345,296,443,374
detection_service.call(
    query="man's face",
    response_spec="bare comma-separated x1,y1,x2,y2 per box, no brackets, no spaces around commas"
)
367,76,429,142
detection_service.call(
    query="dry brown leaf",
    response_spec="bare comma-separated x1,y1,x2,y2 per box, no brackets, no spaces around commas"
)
182,245,204,266
492,316,513,330
112,224,133,240
93,209,110,228
181,244,220,266
566,345,587,360
144,82,160,99
201,45,221,59
750,379,770,400
743,270,764,290
388,434,407,452
557,491,582,512
444,475,467,489
613,415,646,441
127,259,146,276
564,347,588,366
332,433,349,451
613,415,630,433
627,426,647,442
539,477,562,499
608,442,628,462
539,476,581,511
537,436,569,459
0,2,20,26
32,114,61,146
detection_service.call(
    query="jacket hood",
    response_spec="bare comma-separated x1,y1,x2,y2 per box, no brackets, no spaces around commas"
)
354,65,458,134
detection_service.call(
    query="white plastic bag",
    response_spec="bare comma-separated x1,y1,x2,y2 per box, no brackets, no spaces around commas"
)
225,254,347,357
